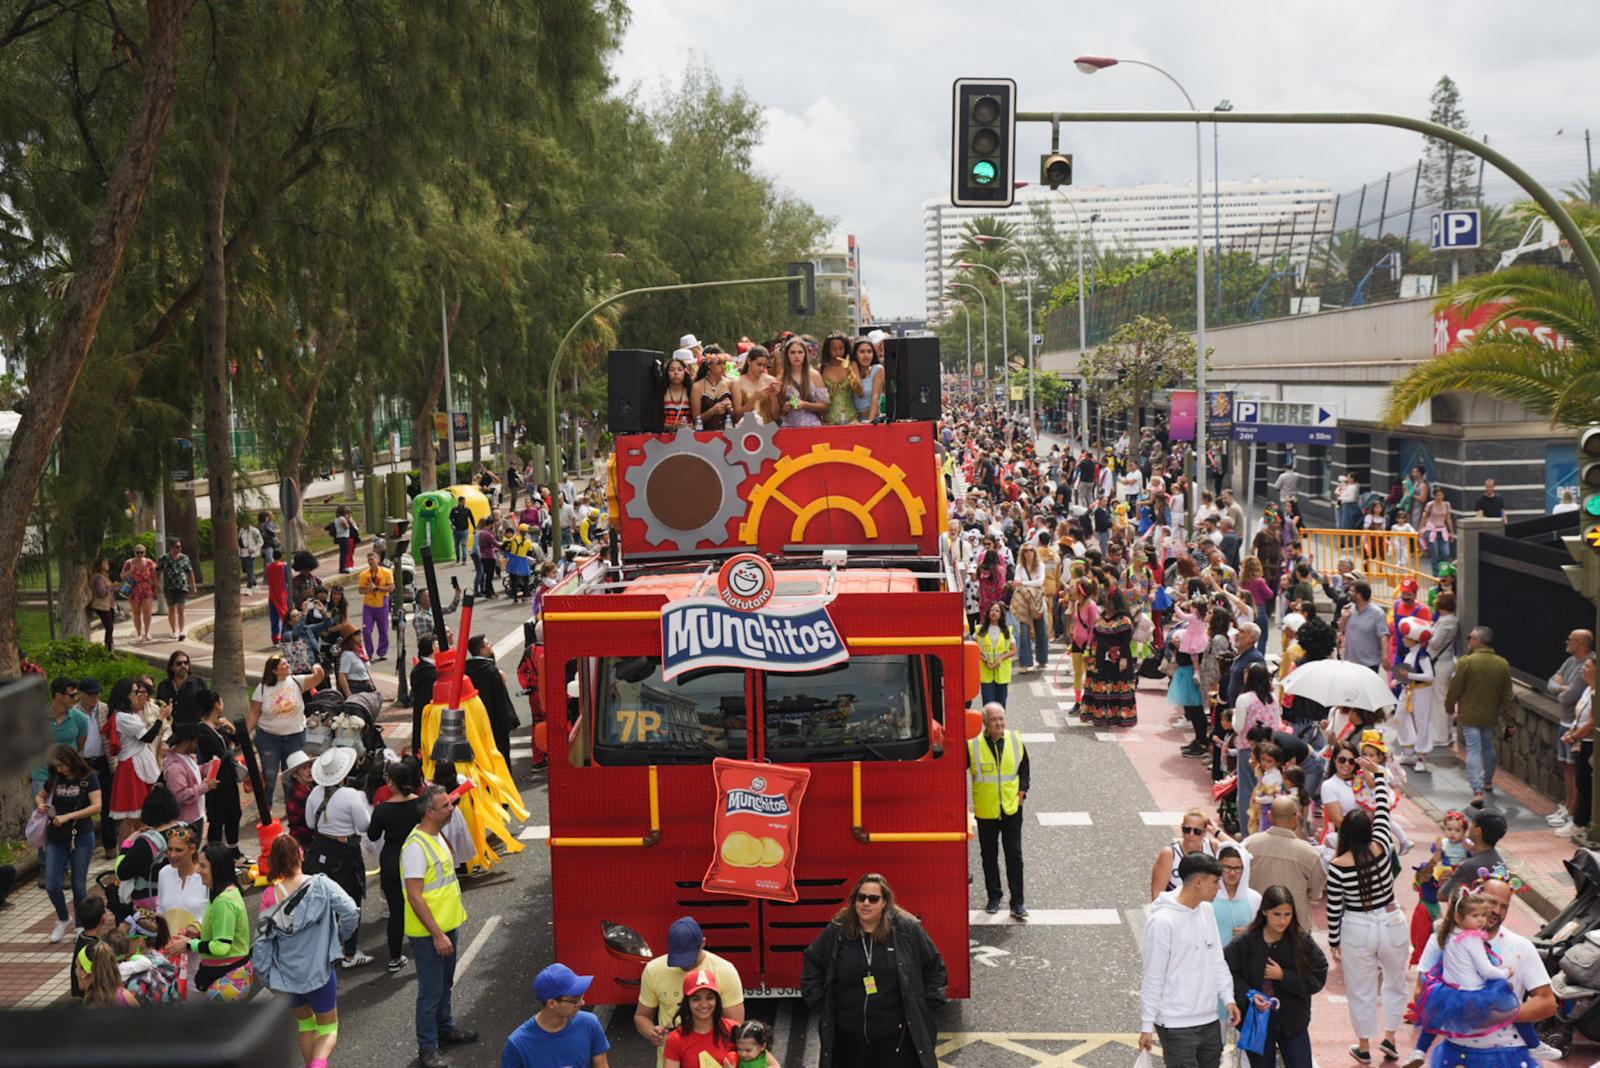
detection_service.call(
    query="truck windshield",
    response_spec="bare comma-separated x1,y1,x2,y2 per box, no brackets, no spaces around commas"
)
762,655,930,762
593,658,747,765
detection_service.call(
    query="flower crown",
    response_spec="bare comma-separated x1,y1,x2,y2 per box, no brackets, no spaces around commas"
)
1466,863,1527,896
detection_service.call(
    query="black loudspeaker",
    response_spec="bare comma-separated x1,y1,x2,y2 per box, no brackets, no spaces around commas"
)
607,349,664,434
882,336,941,422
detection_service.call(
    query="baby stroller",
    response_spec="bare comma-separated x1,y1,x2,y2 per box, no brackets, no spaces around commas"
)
303,689,385,762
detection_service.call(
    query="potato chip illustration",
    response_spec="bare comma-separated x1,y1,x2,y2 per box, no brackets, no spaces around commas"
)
720,830,762,867
759,836,785,867
702,757,812,902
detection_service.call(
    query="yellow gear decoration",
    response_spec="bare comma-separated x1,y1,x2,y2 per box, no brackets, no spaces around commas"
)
738,443,926,545
420,692,532,872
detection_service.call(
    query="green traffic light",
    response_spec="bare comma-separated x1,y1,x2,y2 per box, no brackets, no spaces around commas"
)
1586,493,1600,517
971,160,997,185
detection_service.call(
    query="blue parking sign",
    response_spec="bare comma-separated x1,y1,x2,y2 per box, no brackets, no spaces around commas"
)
1431,209,1481,251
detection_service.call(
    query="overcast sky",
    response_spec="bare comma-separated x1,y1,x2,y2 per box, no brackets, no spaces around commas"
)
611,1,1600,318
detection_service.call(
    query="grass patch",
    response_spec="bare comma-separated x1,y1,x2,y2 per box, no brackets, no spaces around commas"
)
0,839,27,866
18,604,54,650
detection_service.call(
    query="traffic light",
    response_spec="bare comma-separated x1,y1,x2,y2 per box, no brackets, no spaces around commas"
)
1041,151,1073,189
1562,424,1600,601
951,78,1016,208
786,261,816,317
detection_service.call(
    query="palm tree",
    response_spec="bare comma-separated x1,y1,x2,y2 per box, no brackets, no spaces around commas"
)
1382,262,1599,427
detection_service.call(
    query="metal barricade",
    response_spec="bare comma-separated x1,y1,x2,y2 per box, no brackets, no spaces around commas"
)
1298,527,1436,607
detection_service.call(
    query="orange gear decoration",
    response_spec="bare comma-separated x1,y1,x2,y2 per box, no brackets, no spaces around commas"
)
738,442,926,545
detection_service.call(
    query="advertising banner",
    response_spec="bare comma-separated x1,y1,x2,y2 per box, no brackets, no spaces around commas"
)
1169,390,1197,442
1206,390,1234,437
660,598,847,681
1432,300,1571,356
702,758,811,902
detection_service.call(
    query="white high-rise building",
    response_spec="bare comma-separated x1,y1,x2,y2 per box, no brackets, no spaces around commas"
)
923,177,1333,320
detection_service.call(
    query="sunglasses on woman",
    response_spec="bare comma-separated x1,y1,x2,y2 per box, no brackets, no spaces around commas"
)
855,892,883,904
1181,826,1206,836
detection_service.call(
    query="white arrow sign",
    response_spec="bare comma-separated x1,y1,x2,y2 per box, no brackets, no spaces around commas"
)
969,941,1011,968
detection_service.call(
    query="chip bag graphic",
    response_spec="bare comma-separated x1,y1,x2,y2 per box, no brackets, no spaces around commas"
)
702,757,810,903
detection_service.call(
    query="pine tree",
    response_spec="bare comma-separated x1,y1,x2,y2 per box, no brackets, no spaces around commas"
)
1421,75,1478,208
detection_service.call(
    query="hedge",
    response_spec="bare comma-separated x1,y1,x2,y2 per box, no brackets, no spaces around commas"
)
27,637,155,691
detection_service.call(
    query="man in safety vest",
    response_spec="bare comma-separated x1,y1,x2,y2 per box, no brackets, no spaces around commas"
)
967,702,1030,920
404,785,478,1068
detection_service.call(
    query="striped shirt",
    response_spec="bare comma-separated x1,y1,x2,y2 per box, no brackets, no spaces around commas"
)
1325,774,1395,947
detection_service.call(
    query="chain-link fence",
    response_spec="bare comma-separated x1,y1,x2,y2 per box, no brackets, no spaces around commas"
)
1043,131,1598,352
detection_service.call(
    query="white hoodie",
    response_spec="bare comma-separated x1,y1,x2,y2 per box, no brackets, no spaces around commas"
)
1139,888,1236,1032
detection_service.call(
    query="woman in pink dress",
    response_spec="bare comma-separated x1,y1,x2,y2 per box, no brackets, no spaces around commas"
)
121,545,158,643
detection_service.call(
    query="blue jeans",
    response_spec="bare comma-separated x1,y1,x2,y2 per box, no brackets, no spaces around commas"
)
1429,536,1454,574
411,927,460,1052
453,529,468,562
255,728,308,814
1255,608,1271,654
1244,1027,1313,1068
44,827,95,922
1337,501,1361,531
981,681,1009,708
1016,615,1048,670
1462,725,1498,793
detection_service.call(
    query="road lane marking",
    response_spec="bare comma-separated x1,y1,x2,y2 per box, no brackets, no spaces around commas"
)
969,908,1121,926
1140,812,1186,826
1018,732,1057,743
454,913,502,981
1123,907,1150,952
1094,732,1141,742
1040,708,1060,728
1035,812,1092,826
492,623,530,661
518,825,550,840
1030,680,1049,696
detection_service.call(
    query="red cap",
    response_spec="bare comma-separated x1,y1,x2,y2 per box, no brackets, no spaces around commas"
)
1400,578,1419,594
683,967,719,996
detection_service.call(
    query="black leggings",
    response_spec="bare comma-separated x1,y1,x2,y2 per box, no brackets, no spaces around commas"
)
381,867,407,961
1184,705,1208,746
831,1028,921,1068
95,609,115,649
1577,741,1594,828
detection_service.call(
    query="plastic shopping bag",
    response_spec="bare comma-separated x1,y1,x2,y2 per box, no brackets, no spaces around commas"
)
1238,988,1278,1055
1133,1051,1156,1068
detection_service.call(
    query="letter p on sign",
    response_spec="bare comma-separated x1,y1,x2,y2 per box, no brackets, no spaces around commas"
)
1431,209,1481,251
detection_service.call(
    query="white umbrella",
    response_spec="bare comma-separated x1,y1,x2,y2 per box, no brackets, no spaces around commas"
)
1282,658,1396,711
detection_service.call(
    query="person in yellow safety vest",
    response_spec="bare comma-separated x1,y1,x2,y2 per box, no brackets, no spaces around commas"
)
967,702,1029,920
403,785,478,1068
977,601,1017,707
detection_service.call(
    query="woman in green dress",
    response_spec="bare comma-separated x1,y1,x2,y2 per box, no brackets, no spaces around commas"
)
818,332,862,425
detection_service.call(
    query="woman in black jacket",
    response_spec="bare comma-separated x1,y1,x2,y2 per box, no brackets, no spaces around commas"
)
1223,884,1329,1068
801,872,948,1068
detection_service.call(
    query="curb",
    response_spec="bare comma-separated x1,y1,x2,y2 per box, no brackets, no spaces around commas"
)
1397,778,1563,922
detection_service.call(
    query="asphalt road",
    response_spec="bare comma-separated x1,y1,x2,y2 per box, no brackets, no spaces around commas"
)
328,626,1169,1068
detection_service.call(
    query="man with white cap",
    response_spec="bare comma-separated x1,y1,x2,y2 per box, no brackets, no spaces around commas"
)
867,328,887,363
305,747,374,968
1394,615,1437,771
502,962,610,1067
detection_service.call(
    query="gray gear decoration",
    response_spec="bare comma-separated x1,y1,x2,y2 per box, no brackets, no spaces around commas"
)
725,416,781,475
624,426,749,551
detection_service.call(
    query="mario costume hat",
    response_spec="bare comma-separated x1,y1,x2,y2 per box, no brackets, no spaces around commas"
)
1399,577,1420,595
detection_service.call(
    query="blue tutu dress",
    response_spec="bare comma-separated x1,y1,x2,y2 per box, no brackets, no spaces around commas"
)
1416,935,1522,1039
1168,664,1203,707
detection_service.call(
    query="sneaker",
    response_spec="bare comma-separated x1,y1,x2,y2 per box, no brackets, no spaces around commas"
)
48,918,72,943
1557,821,1585,839
1547,805,1571,826
387,955,409,974
1349,1046,1372,1065
1402,1051,1426,1068
1470,792,1485,808
1530,1043,1562,1062
1010,904,1029,920
341,950,374,968
984,894,1003,914
1414,757,1429,772
1379,1038,1400,1061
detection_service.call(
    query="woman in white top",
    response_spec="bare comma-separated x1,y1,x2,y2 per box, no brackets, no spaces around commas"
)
333,625,373,696
1011,543,1048,673
303,748,374,967
156,824,209,994
247,654,327,813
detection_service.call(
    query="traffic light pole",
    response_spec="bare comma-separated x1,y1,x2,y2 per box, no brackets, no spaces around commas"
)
545,275,796,545
1013,110,1600,317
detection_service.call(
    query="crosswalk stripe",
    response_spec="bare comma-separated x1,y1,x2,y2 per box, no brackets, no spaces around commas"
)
518,825,550,841
1017,732,1057,743
1140,812,1186,826
1035,812,1092,826
1040,708,1060,729
969,908,1121,926
1094,732,1141,742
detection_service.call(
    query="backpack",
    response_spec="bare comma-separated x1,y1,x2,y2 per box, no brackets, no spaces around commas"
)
122,952,181,1005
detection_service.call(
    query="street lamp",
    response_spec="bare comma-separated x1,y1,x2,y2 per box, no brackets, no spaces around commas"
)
974,234,1037,435
953,301,974,399
1076,54,1208,487
1213,99,1233,315
948,281,989,392
955,260,1009,412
